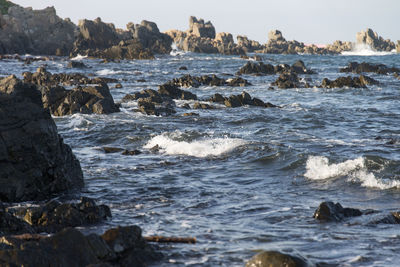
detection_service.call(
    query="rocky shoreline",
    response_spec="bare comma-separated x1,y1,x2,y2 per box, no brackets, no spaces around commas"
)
1,1,399,59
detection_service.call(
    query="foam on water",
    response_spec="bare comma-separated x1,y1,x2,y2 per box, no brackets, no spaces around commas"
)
96,69,121,76
170,43,187,56
66,113,93,131
70,54,88,61
143,132,247,157
341,44,396,56
305,156,400,190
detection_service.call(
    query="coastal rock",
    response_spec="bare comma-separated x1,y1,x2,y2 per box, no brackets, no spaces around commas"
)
325,40,353,54
271,71,310,89
356,28,395,52
246,251,308,267
320,75,379,88
0,206,34,236
67,61,88,69
263,30,305,54
188,16,216,39
209,91,276,108
0,75,83,202
164,74,251,88
0,226,160,266
313,201,362,222
23,67,120,116
237,35,263,52
237,61,275,75
93,39,154,60
268,30,285,42
0,3,76,55
18,197,111,233
128,20,172,54
340,62,400,75
397,41,400,53
215,32,246,55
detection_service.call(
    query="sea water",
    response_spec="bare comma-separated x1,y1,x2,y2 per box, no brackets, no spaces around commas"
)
1,50,399,266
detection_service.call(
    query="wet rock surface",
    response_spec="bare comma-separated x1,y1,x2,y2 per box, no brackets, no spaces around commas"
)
0,226,161,267
313,202,362,222
246,251,309,267
320,75,379,88
340,62,400,74
0,75,83,202
164,74,252,88
23,67,120,116
238,60,315,76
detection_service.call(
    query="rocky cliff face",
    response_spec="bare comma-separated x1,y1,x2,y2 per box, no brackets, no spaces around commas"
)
356,28,395,51
0,75,84,202
0,4,76,55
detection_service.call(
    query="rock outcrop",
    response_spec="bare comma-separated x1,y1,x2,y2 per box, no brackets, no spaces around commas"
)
23,67,120,116
356,28,395,52
238,60,315,76
320,75,379,89
0,226,161,266
165,16,245,55
340,62,400,75
237,35,263,52
246,251,308,267
164,74,251,88
0,3,76,55
313,202,362,222
397,41,400,53
0,75,83,202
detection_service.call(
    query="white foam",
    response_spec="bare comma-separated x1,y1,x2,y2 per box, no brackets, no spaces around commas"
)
341,43,396,56
96,69,120,76
304,156,400,190
70,54,87,61
170,43,187,56
143,132,247,157
304,156,365,180
66,113,93,131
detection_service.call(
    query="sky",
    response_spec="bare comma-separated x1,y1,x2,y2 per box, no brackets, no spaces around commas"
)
12,0,400,45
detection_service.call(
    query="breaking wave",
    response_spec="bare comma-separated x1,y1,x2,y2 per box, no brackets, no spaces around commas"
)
341,43,396,56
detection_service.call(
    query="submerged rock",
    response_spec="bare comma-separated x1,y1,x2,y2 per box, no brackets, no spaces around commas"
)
210,91,276,108
67,61,88,69
313,202,362,222
246,251,308,267
0,75,83,202
271,71,311,89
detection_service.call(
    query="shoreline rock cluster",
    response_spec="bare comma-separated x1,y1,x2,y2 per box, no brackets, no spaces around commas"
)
1,1,399,58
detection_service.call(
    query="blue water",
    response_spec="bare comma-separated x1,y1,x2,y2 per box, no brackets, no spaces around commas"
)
1,52,400,266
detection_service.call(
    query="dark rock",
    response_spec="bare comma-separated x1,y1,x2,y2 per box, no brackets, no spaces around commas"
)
179,66,188,70
237,61,275,75
208,93,225,103
0,206,34,236
103,147,124,153
313,201,362,222
0,226,160,267
158,84,197,100
246,251,308,267
19,197,111,232
237,35,263,53
193,102,213,110
114,83,123,88
320,75,378,89
92,39,154,60
272,71,301,89
183,112,199,117
340,62,400,75
165,74,202,88
227,77,252,87
67,61,88,69
122,149,142,156
0,4,76,55
0,75,84,202
291,60,315,74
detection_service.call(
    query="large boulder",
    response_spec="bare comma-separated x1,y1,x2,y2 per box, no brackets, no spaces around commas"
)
356,28,395,52
0,4,76,55
313,201,362,222
246,251,308,267
128,20,172,54
189,16,216,39
0,75,83,202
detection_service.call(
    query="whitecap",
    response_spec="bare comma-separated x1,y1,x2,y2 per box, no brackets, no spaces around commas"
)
70,54,87,61
304,156,365,180
341,44,396,56
349,170,400,190
66,113,93,131
96,69,120,76
170,43,187,56
143,132,247,158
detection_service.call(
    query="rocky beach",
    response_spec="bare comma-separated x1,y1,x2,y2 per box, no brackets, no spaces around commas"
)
1,1,400,266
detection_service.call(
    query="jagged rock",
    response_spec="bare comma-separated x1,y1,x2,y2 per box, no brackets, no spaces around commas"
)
188,16,215,39
237,61,275,75
268,30,285,42
23,67,120,116
158,84,197,100
209,91,276,108
237,35,263,52
356,28,395,52
0,226,161,267
193,102,213,110
313,201,362,222
272,71,307,89
67,61,88,69
89,39,154,60
0,75,83,202
0,206,34,236
246,251,308,267
291,60,315,74
325,40,353,54
320,75,379,88
226,77,252,87
128,20,172,54
17,197,111,233
165,74,251,88
340,62,400,74
397,41,400,53
0,4,76,55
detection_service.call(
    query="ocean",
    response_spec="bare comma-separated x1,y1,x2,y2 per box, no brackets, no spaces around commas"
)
1,49,399,266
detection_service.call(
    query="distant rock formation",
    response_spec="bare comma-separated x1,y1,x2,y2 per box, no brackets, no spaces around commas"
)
0,3,76,55
396,40,400,53
236,35,263,52
0,75,84,202
356,28,395,51
165,16,245,55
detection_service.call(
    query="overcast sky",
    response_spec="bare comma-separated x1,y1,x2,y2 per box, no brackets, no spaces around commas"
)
12,0,399,44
